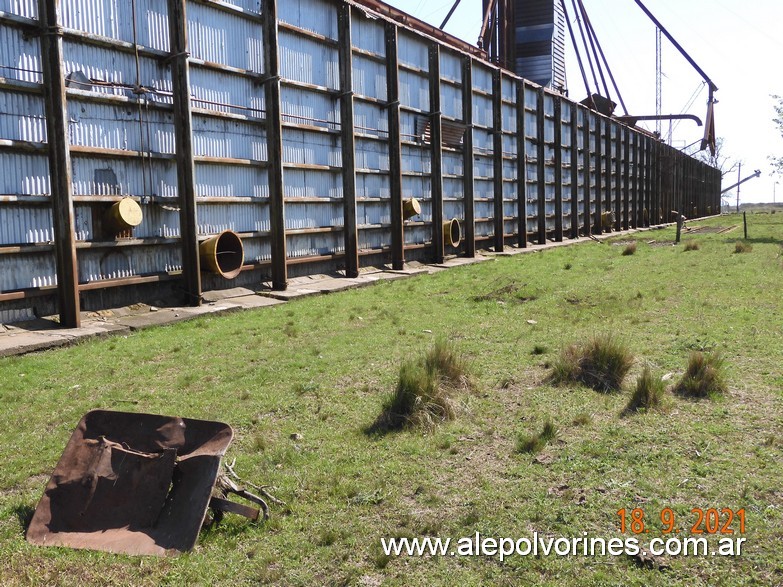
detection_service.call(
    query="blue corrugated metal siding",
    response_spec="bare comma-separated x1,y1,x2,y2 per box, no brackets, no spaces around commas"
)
0,0,720,322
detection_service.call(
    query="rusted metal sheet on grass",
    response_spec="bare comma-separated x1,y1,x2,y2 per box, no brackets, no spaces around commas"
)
27,410,233,556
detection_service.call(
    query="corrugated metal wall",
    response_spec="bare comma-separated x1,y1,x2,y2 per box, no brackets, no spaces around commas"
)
0,0,721,324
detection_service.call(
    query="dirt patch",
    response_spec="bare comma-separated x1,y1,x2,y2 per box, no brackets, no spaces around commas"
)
609,240,637,247
473,281,537,304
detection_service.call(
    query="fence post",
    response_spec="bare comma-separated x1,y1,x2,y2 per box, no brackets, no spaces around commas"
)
261,0,287,289
38,0,80,326
385,23,404,270
516,80,528,247
429,44,444,263
553,96,563,242
337,4,359,278
536,88,546,243
492,68,505,251
462,57,476,256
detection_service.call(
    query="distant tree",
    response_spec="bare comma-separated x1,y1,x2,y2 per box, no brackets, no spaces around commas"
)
770,95,783,177
697,137,739,179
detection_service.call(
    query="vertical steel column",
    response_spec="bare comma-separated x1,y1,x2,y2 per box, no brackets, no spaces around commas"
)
337,4,358,277
581,108,591,236
38,0,80,326
385,24,404,270
614,123,622,230
492,68,504,251
644,136,651,225
536,88,546,243
603,116,612,232
167,0,201,305
632,131,639,228
553,96,563,241
262,0,287,289
462,57,476,256
429,44,444,263
593,117,603,234
569,103,579,239
623,126,630,230
515,80,528,247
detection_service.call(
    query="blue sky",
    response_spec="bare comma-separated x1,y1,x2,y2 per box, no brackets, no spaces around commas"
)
385,0,783,203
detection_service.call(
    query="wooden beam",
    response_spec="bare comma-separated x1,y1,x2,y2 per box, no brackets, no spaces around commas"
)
536,87,546,244
385,23,404,270
262,0,287,289
337,4,359,278
167,0,201,306
553,96,563,241
492,68,504,251
38,0,80,327
429,44,444,263
462,57,476,256
569,102,579,239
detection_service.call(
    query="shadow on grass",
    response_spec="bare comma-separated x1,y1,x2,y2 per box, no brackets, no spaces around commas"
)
14,504,35,534
722,236,782,245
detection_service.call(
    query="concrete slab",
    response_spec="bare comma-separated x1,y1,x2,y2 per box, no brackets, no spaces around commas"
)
0,320,130,357
218,295,285,310
201,287,257,303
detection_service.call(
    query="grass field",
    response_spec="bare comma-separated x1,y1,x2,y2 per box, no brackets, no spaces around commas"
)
1,212,782,586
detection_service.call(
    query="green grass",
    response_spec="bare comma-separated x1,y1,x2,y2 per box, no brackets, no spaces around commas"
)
624,365,666,413
517,420,558,454
550,333,634,393
674,351,728,399
1,213,782,586
372,339,469,432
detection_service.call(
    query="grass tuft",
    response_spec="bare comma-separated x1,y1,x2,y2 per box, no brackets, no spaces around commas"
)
372,339,469,432
674,351,728,399
622,242,638,256
624,365,666,413
517,420,558,454
684,240,700,251
734,241,753,254
550,334,634,393
531,344,548,356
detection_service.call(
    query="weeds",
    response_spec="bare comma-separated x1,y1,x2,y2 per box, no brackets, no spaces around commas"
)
674,351,728,399
684,240,700,251
622,242,638,256
372,339,469,432
550,334,634,392
624,365,666,413
734,241,753,254
517,420,558,454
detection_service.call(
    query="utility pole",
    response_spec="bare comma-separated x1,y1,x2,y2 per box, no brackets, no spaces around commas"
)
736,162,741,212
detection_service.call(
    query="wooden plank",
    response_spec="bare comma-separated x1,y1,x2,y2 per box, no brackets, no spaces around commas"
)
536,88,546,244
553,96,563,242
492,68,504,251
515,80,528,247
167,0,201,306
38,0,80,327
569,102,579,239
462,57,476,256
385,23,404,270
337,4,359,278
262,0,288,289
429,44,444,263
